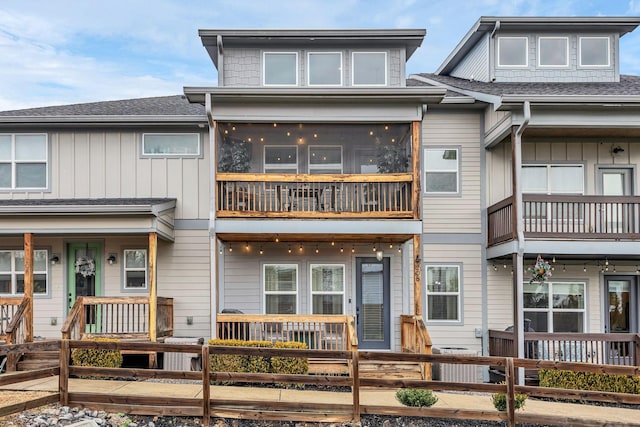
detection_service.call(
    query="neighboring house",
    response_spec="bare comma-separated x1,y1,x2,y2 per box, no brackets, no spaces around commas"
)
3,16,640,373
411,16,640,364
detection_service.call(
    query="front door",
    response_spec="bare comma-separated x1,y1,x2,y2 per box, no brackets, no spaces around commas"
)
355,257,390,350
67,243,102,328
598,167,633,232
604,276,637,364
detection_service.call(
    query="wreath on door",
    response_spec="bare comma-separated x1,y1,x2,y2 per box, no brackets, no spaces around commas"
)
75,256,96,278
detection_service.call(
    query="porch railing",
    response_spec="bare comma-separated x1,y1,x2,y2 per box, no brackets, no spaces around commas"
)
2,298,29,345
488,330,640,366
216,314,357,351
488,195,640,246
61,296,174,341
216,173,413,218
400,315,433,379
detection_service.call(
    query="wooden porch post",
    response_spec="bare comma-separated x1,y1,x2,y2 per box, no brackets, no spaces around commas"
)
24,232,34,342
413,234,422,316
149,232,158,342
412,121,421,220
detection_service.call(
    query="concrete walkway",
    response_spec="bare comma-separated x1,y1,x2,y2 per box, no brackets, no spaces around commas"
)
2,376,640,425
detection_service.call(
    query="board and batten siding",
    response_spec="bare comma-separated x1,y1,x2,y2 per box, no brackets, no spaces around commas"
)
8,131,211,220
451,33,490,82
422,112,482,234
423,243,483,353
220,242,408,351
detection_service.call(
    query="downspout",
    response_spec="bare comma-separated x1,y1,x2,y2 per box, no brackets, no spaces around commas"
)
489,21,500,82
206,93,219,337
514,101,530,385
217,35,224,86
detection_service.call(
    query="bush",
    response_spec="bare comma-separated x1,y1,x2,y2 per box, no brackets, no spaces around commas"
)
71,338,123,370
208,339,272,374
270,341,309,375
539,369,640,394
491,391,527,412
395,389,438,407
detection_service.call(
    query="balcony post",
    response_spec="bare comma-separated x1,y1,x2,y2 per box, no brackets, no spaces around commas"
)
23,232,34,343
412,121,421,220
149,232,158,342
413,234,422,316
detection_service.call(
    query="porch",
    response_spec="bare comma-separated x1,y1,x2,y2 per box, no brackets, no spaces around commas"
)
488,195,640,246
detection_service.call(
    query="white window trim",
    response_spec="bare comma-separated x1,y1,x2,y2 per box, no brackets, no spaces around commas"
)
578,36,611,68
264,145,298,173
0,249,49,296
308,145,343,173
263,51,299,87
522,164,585,195
425,264,462,323
497,36,529,68
307,52,343,87
142,133,201,157
122,249,148,291
424,147,460,195
263,263,298,314
523,281,587,333
310,263,346,315
0,133,49,190
537,36,569,68
351,51,388,86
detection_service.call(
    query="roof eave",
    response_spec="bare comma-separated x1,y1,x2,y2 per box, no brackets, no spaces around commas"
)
0,115,206,126
497,95,640,110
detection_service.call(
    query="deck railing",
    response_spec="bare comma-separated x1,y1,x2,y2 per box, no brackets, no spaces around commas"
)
216,314,357,351
400,315,433,379
0,297,24,343
2,298,29,345
488,195,640,246
61,296,174,341
488,330,640,366
216,173,413,218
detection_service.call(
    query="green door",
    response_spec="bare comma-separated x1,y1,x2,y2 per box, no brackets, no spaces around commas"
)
67,243,102,331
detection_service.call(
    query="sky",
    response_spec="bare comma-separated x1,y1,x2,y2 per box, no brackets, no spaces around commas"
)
1,0,640,110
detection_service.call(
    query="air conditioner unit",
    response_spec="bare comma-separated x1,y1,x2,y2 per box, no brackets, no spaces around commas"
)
432,347,480,383
163,337,204,371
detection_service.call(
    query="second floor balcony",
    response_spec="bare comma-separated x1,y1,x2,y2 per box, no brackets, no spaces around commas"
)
215,122,417,219
488,194,640,246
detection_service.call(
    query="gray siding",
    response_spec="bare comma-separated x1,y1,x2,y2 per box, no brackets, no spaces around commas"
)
222,48,405,88
422,111,482,234
493,33,617,82
451,34,490,82
3,131,211,220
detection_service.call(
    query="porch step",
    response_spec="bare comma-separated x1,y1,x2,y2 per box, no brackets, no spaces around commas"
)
17,350,60,371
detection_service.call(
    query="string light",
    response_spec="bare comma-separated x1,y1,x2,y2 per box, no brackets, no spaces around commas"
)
315,245,319,254
340,246,344,253
331,241,335,246
259,246,264,255
245,242,249,251
275,235,279,243
583,264,587,272
299,244,303,252
351,245,355,253
288,245,292,254
228,244,233,253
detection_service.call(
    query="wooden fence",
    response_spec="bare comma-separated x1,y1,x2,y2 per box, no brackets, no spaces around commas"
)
3,340,640,427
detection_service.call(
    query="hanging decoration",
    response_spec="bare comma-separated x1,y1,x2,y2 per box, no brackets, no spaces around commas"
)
528,255,552,284
75,256,96,277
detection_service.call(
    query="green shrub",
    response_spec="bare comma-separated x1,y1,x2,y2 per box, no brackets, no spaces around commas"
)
208,339,272,374
491,392,527,412
271,341,309,375
71,338,123,370
395,389,438,407
539,369,640,394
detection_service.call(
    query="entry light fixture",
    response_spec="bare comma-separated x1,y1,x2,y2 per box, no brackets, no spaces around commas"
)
612,145,625,155
50,254,60,265
107,254,117,265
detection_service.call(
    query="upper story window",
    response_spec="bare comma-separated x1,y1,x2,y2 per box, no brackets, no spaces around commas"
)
123,249,147,290
352,52,387,86
0,134,47,190
308,52,342,86
309,146,343,174
497,37,528,67
0,249,48,296
522,164,584,194
538,37,568,67
142,133,200,157
579,37,610,67
424,147,459,194
264,146,298,173
263,52,298,86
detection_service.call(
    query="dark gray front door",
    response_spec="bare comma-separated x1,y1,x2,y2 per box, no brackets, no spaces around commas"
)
356,257,390,350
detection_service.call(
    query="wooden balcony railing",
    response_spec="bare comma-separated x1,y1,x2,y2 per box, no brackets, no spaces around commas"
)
1,298,28,345
488,195,640,246
61,296,174,341
488,330,640,366
216,173,413,218
216,314,357,351
400,315,433,379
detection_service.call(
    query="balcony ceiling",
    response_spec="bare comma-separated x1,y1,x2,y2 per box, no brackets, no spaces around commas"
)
216,233,413,244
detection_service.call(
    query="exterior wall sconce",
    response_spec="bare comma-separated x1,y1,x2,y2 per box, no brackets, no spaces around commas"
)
107,254,117,265
50,254,60,265
612,145,625,155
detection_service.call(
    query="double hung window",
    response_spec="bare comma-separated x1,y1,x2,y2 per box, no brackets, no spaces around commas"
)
264,264,298,314
124,249,147,290
310,264,344,314
0,134,47,189
523,281,586,332
426,265,460,321
0,250,48,295
264,146,298,173
424,148,459,194
308,146,342,174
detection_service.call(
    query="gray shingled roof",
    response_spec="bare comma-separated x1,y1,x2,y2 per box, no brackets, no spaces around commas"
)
0,95,204,117
410,74,640,97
